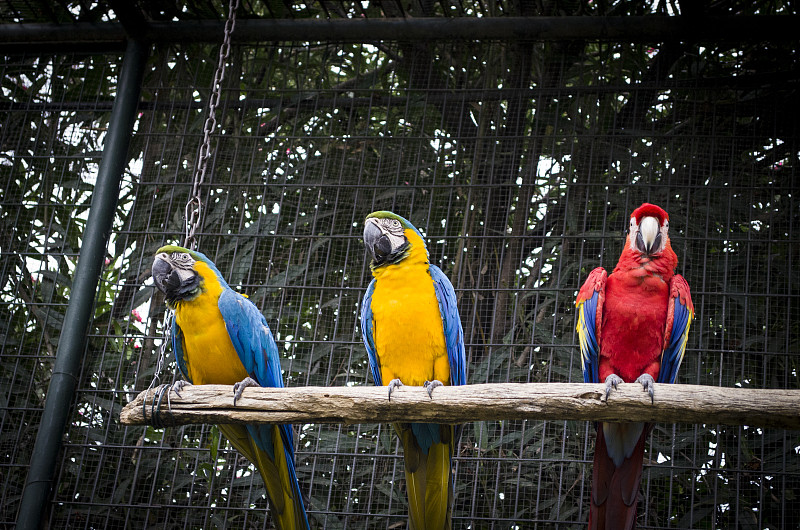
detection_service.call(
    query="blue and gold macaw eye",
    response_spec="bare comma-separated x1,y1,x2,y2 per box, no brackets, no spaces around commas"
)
171,252,194,267
381,218,402,233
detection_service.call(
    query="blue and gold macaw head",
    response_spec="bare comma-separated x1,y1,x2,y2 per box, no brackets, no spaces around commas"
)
363,211,428,269
152,244,227,305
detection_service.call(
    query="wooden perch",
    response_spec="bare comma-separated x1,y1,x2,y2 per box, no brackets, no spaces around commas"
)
120,383,800,430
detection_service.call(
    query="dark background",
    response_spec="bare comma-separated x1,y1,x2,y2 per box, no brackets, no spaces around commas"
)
1,1,798,528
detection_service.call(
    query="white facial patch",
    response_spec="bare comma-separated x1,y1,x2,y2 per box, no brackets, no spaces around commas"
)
630,216,666,254
377,218,406,248
629,218,639,251
170,252,196,270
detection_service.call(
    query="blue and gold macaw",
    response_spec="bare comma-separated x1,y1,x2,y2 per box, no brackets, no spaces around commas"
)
152,245,309,530
360,212,466,530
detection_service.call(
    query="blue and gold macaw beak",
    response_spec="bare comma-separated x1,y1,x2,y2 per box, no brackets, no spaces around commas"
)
152,253,173,288
363,218,393,262
152,252,200,303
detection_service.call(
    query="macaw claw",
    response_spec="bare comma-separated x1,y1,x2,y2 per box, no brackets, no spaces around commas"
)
170,379,191,398
423,380,444,399
387,378,404,401
636,373,655,403
604,374,624,401
232,376,260,406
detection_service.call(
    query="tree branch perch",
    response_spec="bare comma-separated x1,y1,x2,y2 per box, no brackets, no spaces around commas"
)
120,383,800,430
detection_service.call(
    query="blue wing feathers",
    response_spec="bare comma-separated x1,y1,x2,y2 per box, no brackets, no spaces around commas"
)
172,319,190,383
424,265,466,455
360,279,382,386
577,291,601,384
216,288,299,476
658,297,692,385
218,289,284,390
429,265,466,388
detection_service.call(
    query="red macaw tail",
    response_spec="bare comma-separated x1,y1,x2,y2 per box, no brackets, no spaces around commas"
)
589,422,651,530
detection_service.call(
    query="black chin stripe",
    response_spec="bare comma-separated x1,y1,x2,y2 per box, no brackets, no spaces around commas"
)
163,274,201,302
370,241,411,269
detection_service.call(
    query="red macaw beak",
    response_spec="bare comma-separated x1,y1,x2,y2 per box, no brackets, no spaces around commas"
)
635,216,662,255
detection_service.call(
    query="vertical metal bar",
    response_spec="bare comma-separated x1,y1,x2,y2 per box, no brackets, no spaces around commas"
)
16,38,148,530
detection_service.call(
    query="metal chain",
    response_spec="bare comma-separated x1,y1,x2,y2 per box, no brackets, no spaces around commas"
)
183,0,240,250
144,311,173,425
146,0,240,423
148,311,173,392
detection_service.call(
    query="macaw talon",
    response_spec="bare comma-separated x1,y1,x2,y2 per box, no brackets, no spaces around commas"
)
635,373,656,403
423,379,444,399
170,379,191,398
232,376,260,406
387,378,404,401
603,374,624,401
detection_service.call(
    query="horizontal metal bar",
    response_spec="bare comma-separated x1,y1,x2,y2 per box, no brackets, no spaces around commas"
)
0,22,127,53
1,16,799,49
1,66,792,110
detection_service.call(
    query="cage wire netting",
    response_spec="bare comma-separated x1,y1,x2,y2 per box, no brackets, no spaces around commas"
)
1,36,799,530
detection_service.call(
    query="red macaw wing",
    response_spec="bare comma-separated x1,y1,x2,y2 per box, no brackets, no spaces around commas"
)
576,267,607,384
658,274,694,384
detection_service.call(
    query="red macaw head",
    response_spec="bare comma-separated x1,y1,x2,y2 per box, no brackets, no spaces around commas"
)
627,203,670,257
615,203,678,276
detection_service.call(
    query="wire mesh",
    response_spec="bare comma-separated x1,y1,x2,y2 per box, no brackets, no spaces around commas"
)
1,34,798,530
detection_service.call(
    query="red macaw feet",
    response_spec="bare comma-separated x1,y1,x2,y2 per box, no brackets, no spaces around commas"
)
603,374,624,401
635,373,655,403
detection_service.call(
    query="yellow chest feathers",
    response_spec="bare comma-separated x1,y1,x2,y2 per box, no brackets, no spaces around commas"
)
369,234,449,386
173,262,249,386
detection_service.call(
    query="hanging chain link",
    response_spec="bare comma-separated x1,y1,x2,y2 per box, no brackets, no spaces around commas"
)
153,311,173,385
146,0,239,422
144,311,174,425
183,0,240,250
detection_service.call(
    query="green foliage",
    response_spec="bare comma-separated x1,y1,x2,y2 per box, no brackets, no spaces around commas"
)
2,2,799,528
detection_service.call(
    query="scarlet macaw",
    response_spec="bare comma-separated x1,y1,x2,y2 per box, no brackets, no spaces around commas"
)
360,211,466,530
576,204,693,529
152,245,309,530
